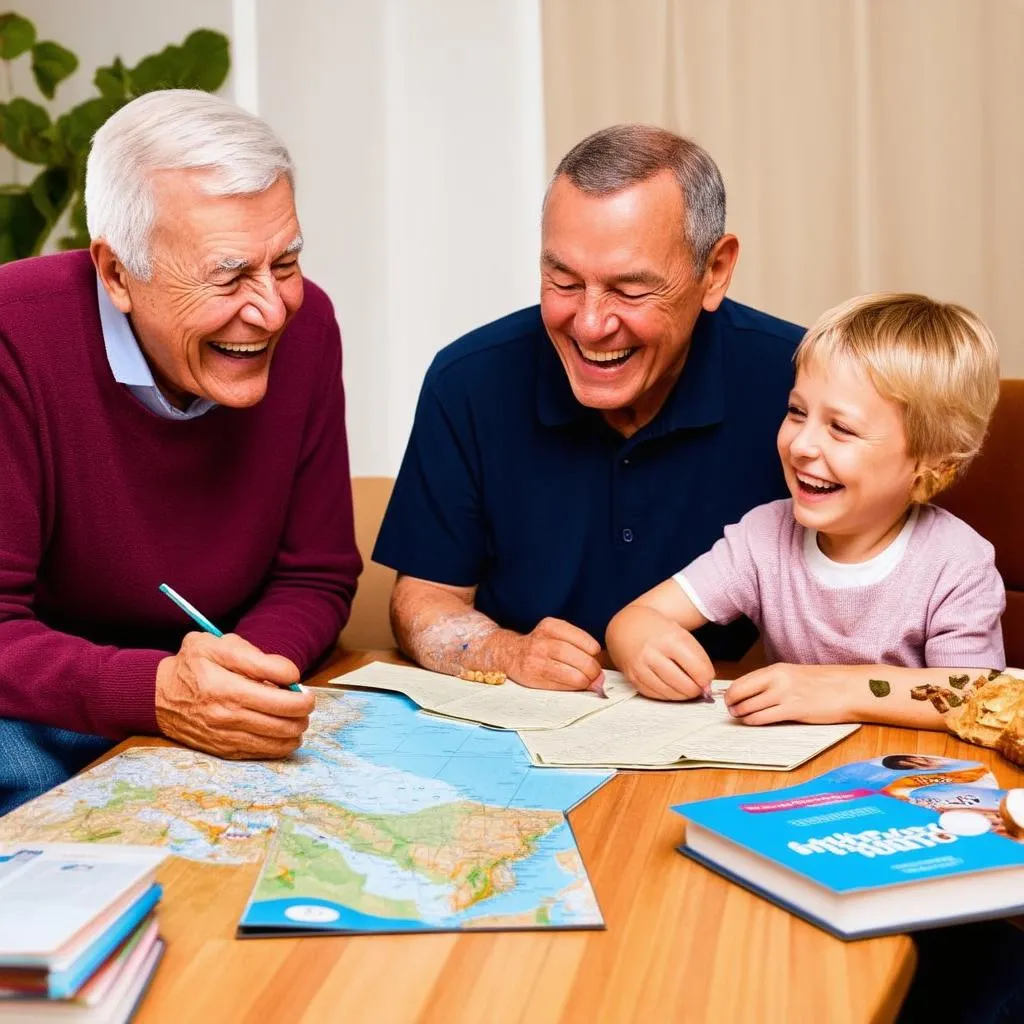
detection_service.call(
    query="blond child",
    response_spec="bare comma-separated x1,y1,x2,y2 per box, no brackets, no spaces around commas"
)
606,293,1004,729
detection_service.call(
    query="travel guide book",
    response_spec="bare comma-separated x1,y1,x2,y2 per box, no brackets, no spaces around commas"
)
673,755,1024,939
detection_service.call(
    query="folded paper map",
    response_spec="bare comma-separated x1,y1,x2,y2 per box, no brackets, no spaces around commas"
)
332,662,636,730
332,666,859,771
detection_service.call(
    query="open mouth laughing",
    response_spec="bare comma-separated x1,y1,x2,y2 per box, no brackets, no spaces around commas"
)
795,471,844,497
208,340,271,360
574,340,638,367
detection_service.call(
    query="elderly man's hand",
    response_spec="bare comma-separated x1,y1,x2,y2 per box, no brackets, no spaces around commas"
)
507,617,604,692
154,632,314,759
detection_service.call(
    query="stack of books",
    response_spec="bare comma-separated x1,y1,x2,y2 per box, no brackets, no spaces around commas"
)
0,844,167,1022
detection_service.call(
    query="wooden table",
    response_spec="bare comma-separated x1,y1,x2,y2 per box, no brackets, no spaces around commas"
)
119,648,1024,1024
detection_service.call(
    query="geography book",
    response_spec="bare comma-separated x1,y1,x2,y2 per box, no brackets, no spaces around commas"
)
673,755,1024,939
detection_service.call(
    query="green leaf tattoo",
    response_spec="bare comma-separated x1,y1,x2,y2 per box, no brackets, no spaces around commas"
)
869,679,891,698
949,674,970,689
989,669,1002,680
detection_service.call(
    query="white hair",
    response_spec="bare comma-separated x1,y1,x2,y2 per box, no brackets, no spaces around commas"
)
85,89,295,279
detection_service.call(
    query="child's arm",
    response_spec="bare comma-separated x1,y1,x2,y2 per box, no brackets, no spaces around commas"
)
725,664,996,729
605,580,715,701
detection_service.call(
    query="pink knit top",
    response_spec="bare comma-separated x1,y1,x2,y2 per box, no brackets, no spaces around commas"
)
675,499,1005,669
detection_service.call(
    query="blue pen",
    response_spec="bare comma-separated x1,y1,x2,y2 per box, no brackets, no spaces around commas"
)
158,583,302,692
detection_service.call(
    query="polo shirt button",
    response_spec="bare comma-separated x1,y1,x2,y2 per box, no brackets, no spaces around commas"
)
622,458,630,466
622,528,634,543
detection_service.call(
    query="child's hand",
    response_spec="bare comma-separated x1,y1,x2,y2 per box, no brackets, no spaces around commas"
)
619,621,715,701
725,664,850,725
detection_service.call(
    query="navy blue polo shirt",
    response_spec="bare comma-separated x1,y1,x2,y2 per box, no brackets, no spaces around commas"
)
374,299,803,659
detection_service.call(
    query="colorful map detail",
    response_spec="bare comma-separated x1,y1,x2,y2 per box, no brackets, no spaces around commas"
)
0,691,611,932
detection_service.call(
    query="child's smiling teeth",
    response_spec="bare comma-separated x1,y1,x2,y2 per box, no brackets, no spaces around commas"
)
796,472,843,494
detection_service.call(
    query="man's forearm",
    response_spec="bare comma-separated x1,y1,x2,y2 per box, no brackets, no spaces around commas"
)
390,577,522,678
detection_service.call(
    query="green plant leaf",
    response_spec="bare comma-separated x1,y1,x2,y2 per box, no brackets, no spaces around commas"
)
27,164,71,222
55,96,119,156
94,56,131,101
0,183,46,262
181,29,229,91
0,12,36,60
0,97,56,164
31,40,78,99
58,193,88,250
130,44,188,92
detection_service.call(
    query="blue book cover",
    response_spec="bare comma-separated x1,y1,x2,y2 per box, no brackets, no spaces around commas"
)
673,755,1024,895
47,884,162,999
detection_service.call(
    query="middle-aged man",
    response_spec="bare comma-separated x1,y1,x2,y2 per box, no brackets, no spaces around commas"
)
374,124,803,691
0,90,361,813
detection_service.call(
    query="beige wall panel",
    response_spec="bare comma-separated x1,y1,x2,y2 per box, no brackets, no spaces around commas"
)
865,0,1024,372
543,0,1024,371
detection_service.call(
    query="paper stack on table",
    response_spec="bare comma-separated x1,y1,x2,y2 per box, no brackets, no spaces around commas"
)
331,665,858,771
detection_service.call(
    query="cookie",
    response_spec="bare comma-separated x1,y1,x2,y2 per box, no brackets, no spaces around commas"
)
459,669,506,686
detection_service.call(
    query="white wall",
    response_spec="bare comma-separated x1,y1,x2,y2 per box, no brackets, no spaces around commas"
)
257,0,546,474
7,0,546,476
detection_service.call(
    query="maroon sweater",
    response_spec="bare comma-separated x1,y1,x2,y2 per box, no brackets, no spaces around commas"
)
0,251,361,738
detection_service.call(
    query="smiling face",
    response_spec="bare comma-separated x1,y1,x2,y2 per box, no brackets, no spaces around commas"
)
94,171,304,409
777,356,928,561
540,171,736,436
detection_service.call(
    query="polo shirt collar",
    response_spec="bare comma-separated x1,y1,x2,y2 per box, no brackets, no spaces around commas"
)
535,306,726,436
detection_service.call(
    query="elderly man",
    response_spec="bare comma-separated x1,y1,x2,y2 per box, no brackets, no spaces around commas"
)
0,90,360,812
374,125,801,691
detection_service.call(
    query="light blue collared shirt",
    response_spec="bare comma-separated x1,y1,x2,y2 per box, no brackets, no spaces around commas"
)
96,275,217,420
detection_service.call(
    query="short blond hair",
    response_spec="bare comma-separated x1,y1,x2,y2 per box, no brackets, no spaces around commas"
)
795,293,1000,502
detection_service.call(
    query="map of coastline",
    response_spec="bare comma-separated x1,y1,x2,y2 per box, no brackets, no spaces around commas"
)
0,690,611,931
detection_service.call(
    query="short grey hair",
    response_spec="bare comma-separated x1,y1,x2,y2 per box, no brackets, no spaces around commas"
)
548,124,726,270
85,89,295,279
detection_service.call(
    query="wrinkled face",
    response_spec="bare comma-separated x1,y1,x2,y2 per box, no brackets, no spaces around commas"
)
540,171,716,433
777,356,921,551
119,172,304,408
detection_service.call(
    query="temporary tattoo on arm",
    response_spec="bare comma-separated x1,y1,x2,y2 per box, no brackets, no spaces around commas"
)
868,679,891,698
989,668,1002,680
949,674,970,689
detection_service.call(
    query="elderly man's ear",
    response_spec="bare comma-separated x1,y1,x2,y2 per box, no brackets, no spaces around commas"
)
90,240,134,315
699,234,740,314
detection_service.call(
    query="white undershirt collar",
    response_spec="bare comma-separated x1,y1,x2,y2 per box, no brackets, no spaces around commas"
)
802,504,920,589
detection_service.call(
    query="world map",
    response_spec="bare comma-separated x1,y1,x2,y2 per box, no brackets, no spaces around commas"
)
0,690,612,932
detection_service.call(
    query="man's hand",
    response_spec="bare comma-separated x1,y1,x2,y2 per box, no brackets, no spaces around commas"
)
615,618,714,701
155,632,314,759
725,663,850,725
507,617,604,692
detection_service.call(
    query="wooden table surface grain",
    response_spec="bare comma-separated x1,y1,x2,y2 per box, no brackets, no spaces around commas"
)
112,648,1024,1024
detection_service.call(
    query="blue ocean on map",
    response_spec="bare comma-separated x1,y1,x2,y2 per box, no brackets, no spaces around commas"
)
333,691,611,812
